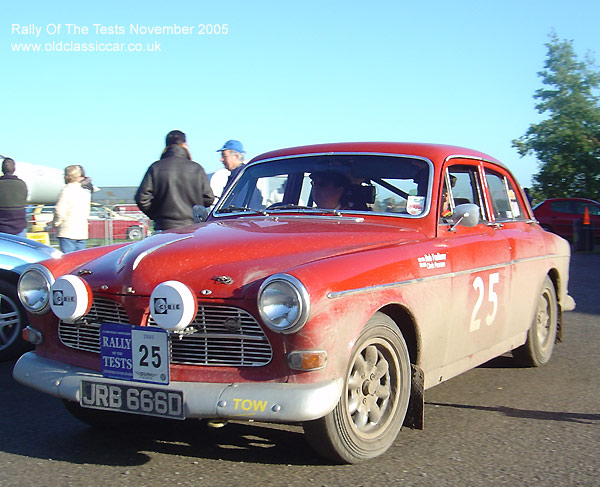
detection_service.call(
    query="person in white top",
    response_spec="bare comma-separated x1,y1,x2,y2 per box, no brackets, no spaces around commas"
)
53,165,92,253
209,167,231,203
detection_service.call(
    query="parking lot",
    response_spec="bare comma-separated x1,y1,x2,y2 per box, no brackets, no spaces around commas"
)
0,251,598,486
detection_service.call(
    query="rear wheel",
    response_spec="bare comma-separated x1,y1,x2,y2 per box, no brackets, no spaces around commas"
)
127,225,143,240
303,312,411,463
512,276,557,367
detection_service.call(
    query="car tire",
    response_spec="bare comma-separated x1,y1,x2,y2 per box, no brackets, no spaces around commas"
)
303,312,411,463
512,276,558,367
127,226,143,240
0,279,32,361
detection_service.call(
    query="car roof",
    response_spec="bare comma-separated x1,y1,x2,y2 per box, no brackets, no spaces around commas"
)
249,142,504,166
539,197,600,204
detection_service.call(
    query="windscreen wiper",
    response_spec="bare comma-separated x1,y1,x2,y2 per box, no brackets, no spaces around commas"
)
266,204,313,211
268,204,342,216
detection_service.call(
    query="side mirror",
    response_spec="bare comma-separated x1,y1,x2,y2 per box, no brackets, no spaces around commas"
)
450,203,480,229
193,205,209,223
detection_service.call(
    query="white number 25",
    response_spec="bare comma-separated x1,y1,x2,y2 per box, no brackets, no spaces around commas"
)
470,272,500,332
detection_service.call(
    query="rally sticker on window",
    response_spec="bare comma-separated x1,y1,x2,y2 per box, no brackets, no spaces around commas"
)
406,196,425,215
418,253,447,269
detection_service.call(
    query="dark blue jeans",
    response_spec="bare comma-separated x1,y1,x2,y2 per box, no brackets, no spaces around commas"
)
58,238,86,253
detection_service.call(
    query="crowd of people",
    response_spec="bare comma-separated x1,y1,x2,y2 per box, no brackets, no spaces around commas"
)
0,130,246,252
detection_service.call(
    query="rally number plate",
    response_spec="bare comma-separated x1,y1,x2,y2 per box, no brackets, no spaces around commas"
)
80,380,185,420
100,323,170,385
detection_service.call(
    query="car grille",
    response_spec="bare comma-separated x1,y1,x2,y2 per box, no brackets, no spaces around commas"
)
58,298,273,366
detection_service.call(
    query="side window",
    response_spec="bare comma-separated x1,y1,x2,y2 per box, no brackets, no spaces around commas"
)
485,171,525,221
572,200,600,216
440,165,486,223
590,204,600,216
549,200,573,214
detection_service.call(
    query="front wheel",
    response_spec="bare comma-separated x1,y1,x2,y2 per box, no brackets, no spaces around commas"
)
0,280,31,361
303,312,411,463
512,276,558,367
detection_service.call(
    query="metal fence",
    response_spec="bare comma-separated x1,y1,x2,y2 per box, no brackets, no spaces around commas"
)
26,204,151,248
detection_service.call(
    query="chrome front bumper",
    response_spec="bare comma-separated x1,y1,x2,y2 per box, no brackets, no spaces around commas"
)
13,352,343,422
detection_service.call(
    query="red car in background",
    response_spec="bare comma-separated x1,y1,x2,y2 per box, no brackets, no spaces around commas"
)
88,204,151,240
533,198,600,241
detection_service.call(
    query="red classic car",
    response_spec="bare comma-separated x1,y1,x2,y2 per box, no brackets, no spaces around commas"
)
13,142,575,463
29,204,151,241
88,204,151,241
533,197,600,241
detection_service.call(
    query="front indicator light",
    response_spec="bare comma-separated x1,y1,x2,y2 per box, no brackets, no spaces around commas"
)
22,326,43,345
287,350,328,371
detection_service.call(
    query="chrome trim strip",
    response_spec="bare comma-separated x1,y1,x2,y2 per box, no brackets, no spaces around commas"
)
327,254,561,299
132,235,193,270
444,153,510,172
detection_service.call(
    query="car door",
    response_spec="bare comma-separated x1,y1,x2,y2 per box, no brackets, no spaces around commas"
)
437,162,512,368
483,167,549,341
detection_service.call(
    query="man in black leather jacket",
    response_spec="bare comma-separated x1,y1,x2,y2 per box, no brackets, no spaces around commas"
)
135,130,214,231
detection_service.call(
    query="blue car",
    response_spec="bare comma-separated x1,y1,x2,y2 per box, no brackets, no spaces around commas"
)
0,232,62,361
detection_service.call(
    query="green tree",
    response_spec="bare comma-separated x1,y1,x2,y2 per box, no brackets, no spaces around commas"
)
513,33,600,200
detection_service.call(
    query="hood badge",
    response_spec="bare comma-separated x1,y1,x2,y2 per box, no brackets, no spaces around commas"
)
223,317,242,332
212,275,234,285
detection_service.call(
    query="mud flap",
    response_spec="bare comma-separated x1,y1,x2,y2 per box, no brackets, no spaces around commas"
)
403,364,424,429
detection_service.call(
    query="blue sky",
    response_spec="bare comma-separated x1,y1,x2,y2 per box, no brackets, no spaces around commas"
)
2,0,599,189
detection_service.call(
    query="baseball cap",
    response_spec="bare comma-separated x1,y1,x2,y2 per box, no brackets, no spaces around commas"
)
217,140,244,153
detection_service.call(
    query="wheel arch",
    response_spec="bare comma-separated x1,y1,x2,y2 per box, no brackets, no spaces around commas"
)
0,269,20,286
377,303,420,363
546,267,563,342
377,303,424,429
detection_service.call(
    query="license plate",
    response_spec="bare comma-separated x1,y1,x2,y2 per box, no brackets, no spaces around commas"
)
80,380,185,420
100,323,170,385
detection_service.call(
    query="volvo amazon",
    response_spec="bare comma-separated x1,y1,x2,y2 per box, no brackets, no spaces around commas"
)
13,142,575,463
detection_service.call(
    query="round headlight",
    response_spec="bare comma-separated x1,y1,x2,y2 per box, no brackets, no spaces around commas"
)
18,264,55,314
258,274,310,334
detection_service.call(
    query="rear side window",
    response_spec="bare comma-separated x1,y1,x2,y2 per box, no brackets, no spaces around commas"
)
572,200,600,216
485,171,525,221
549,201,573,214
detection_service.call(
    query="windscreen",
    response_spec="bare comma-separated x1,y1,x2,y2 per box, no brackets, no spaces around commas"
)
215,154,432,217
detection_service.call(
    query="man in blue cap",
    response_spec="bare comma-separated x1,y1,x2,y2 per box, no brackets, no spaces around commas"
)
217,140,246,190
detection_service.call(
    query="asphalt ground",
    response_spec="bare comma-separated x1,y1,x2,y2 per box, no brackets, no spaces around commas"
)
0,251,598,486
